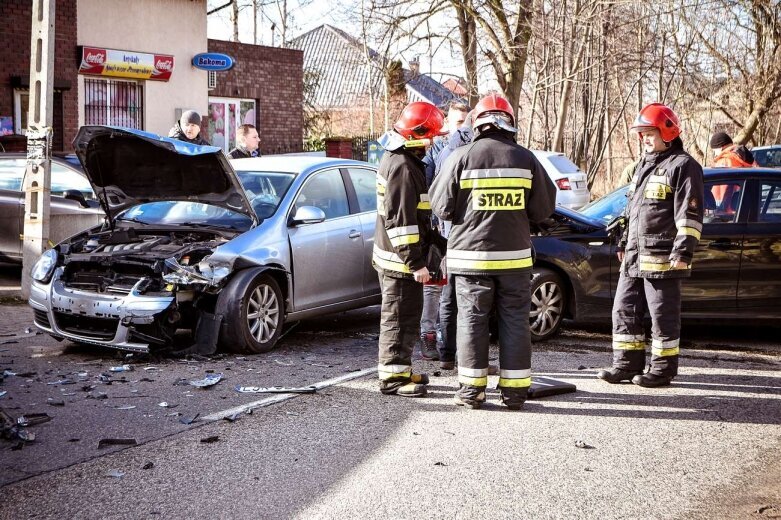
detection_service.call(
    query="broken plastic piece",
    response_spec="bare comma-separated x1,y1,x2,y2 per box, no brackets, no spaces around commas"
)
189,373,223,388
179,413,200,425
109,365,134,373
235,385,317,394
17,413,52,427
115,405,136,410
98,438,138,449
47,378,75,385
105,469,124,478
200,435,219,443
47,399,65,407
142,462,154,470
575,440,595,449
0,391,6,398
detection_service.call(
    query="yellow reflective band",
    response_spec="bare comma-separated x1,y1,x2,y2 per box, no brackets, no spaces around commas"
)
459,375,488,387
472,189,525,211
447,257,533,270
460,178,532,189
417,201,431,210
639,262,691,272
652,347,680,357
498,377,532,388
373,245,412,273
389,234,420,247
677,227,701,240
613,341,646,351
644,182,672,200
376,185,386,195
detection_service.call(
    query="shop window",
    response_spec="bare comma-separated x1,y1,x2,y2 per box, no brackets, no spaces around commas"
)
84,78,143,129
206,97,256,153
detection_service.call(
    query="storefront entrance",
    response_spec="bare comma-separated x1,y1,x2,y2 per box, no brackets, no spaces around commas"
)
206,97,256,153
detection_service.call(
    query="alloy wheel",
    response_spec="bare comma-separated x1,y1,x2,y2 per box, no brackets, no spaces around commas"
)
530,280,563,338
246,284,280,343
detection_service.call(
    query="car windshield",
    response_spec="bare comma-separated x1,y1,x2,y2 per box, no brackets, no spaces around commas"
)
754,147,781,168
579,185,629,224
118,202,255,231
235,170,296,219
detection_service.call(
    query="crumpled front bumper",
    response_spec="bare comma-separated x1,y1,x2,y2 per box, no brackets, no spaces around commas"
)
28,268,174,353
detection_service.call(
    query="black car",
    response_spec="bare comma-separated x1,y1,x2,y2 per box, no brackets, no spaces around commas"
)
528,167,781,340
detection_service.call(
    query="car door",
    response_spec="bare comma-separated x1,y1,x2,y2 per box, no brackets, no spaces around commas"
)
682,179,745,312
0,158,25,261
48,160,103,244
288,168,365,310
737,176,781,312
343,167,380,297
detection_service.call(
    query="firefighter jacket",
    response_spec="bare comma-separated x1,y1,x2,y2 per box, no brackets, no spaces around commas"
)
619,138,704,279
429,130,556,276
372,132,435,279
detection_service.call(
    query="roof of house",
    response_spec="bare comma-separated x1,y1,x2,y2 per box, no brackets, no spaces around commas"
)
288,24,460,109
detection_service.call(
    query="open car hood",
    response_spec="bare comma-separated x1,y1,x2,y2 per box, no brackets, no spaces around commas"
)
73,126,257,225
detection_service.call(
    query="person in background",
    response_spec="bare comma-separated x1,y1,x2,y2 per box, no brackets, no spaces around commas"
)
229,124,262,159
169,110,209,146
710,132,755,168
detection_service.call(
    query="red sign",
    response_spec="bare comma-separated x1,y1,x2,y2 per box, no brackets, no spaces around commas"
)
79,47,175,81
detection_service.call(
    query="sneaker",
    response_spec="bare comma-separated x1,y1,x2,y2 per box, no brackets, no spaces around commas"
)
596,367,642,384
499,388,527,410
439,360,455,370
420,332,440,361
453,384,486,409
379,378,427,397
631,373,672,388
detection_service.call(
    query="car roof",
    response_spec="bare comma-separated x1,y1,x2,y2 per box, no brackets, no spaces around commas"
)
230,155,374,175
704,166,781,176
751,144,781,151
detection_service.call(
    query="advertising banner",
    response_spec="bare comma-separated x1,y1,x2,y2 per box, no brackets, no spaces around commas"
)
79,47,175,81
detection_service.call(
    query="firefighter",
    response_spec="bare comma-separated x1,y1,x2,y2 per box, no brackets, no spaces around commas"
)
598,103,704,388
430,94,556,410
374,101,444,397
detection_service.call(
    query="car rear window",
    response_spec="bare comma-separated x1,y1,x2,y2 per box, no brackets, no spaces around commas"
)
547,155,581,174
754,147,781,168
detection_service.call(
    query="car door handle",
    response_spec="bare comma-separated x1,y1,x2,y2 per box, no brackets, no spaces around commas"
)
708,240,739,250
348,230,362,239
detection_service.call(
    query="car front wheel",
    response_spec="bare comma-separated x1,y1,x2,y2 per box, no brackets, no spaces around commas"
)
218,271,284,354
530,268,565,342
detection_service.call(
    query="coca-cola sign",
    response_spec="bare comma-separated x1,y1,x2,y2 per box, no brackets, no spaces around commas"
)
78,46,175,81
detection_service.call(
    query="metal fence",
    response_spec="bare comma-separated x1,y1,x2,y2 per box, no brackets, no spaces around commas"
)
351,133,382,162
84,78,143,129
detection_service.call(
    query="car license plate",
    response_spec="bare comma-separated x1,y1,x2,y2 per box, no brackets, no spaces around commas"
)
575,181,586,189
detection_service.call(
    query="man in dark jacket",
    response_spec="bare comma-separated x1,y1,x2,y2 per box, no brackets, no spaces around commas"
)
373,101,444,398
168,110,210,146
229,124,261,159
430,93,557,410
598,103,704,388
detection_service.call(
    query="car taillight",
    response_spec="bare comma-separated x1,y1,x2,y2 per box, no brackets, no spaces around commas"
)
555,178,572,190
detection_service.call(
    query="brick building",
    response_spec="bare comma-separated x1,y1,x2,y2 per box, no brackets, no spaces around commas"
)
206,39,303,154
0,0,79,152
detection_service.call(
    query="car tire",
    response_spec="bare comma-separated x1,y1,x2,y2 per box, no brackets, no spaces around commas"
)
530,268,565,342
218,271,284,354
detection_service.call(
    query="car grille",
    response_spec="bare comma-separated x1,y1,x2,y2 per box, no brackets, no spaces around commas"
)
53,312,119,340
33,309,51,328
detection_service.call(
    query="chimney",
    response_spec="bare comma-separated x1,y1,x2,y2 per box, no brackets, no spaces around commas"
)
410,57,420,76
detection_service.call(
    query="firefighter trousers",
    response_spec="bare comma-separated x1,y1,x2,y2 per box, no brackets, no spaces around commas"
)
454,274,532,391
377,272,423,381
612,274,681,377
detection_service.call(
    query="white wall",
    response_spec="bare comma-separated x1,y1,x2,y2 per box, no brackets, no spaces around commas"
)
77,0,208,136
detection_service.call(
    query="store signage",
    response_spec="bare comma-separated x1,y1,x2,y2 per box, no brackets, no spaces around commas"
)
191,53,234,71
78,47,175,81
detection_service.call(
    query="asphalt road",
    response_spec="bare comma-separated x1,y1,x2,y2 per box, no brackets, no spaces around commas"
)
1,302,780,519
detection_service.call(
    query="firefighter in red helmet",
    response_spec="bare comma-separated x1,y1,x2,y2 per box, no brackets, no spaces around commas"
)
598,103,704,388
430,93,556,409
374,101,445,397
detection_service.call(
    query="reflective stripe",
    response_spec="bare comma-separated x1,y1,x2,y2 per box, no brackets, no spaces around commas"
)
652,346,680,357
472,189,526,211
461,178,532,189
677,227,701,240
644,182,672,199
613,340,646,350
459,375,488,387
390,235,419,246
676,219,702,232
461,168,533,180
387,225,420,247
378,363,411,374
613,333,645,342
639,262,691,272
417,194,431,210
459,367,489,378
652,338,679,348
372,245,411,273
376,175,387,187
498,377,532,388
447,248,533,271
499,369,532,379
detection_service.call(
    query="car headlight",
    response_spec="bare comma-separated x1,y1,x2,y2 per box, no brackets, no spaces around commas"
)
31,249,58,283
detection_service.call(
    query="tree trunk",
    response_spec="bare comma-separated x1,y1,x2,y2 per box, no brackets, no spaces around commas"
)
454,2,479,108
232,0,239,42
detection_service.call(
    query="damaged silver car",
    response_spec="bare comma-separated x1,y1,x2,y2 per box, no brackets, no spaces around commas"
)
28,126,381,354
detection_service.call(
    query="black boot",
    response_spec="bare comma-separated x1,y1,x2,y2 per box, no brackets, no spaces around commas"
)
596,367,642,384
419,332,440,361
632,372,672,388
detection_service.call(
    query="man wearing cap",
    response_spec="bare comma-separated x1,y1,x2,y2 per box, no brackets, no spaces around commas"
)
169,110,210,145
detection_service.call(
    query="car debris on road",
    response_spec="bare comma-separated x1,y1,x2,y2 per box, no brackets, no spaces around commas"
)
235,385,317,394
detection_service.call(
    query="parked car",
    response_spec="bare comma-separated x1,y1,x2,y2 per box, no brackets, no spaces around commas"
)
532,150,591,210
753,145,781,168
29,126,380,354
0,153,103,264
527,167,781,340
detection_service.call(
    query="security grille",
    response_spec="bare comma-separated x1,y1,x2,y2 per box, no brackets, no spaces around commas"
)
84,78,144,129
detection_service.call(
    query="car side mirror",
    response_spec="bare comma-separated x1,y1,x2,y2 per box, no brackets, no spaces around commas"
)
63,189,90,208
290,205,326,226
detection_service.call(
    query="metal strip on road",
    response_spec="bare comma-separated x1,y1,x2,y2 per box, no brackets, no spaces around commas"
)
202,366,376,422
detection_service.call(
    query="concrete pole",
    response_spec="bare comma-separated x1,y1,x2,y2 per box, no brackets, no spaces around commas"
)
21,0,55,299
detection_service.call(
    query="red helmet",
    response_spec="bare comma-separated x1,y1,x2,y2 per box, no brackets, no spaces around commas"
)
473,93,515,126
393,102,445,140
630,103,681,142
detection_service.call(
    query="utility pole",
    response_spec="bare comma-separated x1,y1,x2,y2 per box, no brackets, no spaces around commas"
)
22,0,55,298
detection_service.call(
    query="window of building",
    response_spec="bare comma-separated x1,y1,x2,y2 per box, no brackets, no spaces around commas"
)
206,97,256,153
84,78,143,128
13,90,29,135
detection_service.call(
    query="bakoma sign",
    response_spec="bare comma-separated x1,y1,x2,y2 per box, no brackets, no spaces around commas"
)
192,53,235,71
